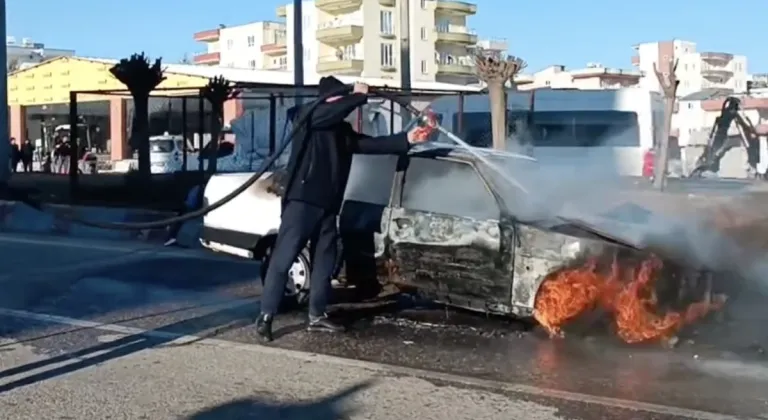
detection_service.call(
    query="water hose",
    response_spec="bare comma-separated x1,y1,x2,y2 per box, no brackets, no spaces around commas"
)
3,86,428,230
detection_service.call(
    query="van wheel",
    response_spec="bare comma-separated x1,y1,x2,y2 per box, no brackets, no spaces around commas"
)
260,246,311,310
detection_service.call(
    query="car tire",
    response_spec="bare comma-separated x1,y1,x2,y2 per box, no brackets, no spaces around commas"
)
259,245,311,311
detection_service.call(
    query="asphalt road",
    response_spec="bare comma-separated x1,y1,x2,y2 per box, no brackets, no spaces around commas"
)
0,232,767,419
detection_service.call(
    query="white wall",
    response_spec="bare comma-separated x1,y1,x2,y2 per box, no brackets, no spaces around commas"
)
283,1,319,82
219,23,267,69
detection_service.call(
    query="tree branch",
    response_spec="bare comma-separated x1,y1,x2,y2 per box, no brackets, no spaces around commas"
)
653,58,679,99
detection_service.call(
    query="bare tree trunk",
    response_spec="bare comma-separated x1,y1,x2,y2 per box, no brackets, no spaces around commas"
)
132,95,151,179
653,96,675,190
487,81,507,150
652,59,679,191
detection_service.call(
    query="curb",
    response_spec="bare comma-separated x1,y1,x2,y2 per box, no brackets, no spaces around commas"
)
0,201,201,247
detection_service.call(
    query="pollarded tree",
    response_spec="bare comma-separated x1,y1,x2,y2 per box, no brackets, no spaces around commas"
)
109,53,166,179
651,58,679,190
202,76,239,173
474,51,526,150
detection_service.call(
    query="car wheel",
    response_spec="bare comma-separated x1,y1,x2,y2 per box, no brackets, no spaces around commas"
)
260,245,311,309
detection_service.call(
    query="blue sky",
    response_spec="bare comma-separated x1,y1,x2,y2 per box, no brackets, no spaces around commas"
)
8,0,768,73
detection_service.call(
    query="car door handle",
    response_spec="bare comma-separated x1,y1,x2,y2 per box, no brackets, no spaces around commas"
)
392,218,412,229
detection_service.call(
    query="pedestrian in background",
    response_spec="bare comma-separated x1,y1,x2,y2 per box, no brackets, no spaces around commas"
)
164,183,203,247
9,137,20,173
20,139,34,172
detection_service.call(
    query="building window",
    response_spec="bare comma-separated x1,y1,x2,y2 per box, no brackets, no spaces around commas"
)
226,39,234,49
420,27,427,40
421,60,427,74
420,0,427,9
380,43,395,67
380,11,394,35
249,59,256,69
247,36,255,47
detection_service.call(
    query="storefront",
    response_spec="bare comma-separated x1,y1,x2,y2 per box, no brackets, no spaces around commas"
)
8,56,244,161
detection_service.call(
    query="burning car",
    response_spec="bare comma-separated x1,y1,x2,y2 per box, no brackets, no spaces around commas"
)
201,143,725,344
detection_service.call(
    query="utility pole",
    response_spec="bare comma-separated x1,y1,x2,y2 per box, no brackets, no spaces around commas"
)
398,0,411,126
293,0,304,105
652,58,679,191
0,0,9,185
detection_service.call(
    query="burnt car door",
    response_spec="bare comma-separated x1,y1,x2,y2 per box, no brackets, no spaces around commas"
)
338,154,400,288
385,156,515,313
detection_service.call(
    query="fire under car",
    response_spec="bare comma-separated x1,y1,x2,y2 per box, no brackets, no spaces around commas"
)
201,143,726,343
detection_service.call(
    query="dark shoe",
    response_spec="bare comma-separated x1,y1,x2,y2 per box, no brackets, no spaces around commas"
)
255,313,274,342
307,314,345,333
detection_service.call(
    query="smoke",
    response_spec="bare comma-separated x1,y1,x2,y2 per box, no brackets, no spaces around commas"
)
480,126,768,294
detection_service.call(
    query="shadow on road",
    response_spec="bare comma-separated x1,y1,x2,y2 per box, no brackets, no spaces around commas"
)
0,303,255,394
184,381,374,420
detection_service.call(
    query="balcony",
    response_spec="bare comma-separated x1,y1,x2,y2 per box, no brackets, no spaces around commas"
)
261,41,287,56
316,20,364,45
193,52,221,65
193,29,220,42
435,25,477,45
434,0,477,15
276,5,286,17
701,64,734,79
436,56,475,76
700,52,733,62
379,0,395,5
316,0,363,14
317,55,364,74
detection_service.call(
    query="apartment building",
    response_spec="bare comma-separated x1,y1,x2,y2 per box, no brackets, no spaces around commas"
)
192,1,504,84
193,21,288,70
288,0,484,84
632,39,749,98
515,63,642,90
7,36,74,71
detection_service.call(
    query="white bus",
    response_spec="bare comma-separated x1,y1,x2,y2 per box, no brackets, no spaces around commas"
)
428,88,666,176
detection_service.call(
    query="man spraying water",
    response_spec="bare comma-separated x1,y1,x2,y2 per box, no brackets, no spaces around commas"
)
256,77,431,342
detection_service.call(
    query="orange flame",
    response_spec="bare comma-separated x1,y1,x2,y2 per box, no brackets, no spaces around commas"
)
533,256,726,344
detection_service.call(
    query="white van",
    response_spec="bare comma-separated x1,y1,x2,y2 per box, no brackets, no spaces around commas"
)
428,88,666,176
149,135,190,173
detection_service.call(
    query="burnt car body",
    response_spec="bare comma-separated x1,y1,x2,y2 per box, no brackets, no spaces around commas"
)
336,144,702,317
202,143,712,318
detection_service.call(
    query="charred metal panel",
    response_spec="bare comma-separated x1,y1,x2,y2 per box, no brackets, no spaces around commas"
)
511,224,612,313
386,207,510,307
375,207,390,257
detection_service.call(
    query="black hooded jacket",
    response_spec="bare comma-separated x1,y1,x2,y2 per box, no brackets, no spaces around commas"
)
283,93,410,212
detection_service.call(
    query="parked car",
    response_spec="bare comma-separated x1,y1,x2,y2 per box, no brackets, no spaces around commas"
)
200,143,709,318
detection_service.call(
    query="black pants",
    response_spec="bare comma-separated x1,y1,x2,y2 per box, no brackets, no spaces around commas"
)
261,200,338,317
22,160,32,172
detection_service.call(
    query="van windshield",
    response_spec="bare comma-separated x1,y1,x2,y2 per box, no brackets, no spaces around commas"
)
450,111,640,148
